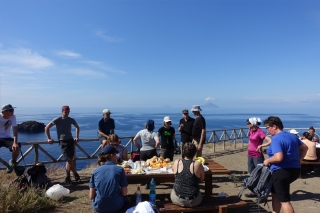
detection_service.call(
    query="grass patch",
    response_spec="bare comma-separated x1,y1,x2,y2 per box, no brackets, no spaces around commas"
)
0,176,58,213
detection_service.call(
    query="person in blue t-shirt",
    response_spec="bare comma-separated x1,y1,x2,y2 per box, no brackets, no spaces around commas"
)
263,116,307,213
89,145,128,213
97,109,115,148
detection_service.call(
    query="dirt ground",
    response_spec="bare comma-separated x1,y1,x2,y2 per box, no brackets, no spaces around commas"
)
48,144,320,213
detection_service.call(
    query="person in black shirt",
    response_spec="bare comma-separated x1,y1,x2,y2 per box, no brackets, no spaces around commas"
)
158,116,175,161
191,105,206,157
178,109,195,157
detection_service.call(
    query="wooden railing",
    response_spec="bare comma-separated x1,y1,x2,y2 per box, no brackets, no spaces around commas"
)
0,127,319,170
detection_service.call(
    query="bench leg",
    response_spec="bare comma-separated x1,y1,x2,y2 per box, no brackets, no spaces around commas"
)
219,205,228,213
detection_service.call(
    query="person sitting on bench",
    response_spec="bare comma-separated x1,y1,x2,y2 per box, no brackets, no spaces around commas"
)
171,142,205,207
301,132,318,174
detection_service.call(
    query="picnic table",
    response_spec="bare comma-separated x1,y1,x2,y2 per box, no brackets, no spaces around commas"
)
126,159,231,197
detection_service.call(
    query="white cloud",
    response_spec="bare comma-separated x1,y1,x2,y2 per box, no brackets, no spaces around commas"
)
0,48,53,69
83,60,126,74
205,97,215,101
66,68,107,78
95,30,124,42
56,50,81,58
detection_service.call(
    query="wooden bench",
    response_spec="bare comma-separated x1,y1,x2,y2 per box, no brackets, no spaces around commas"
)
157,196,247,213
299,160,320,177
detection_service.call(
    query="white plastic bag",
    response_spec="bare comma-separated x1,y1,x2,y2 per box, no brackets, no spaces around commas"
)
46,184,70,200
126,201,155,213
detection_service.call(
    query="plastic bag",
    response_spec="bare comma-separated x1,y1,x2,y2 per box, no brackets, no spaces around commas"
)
46,184,70,200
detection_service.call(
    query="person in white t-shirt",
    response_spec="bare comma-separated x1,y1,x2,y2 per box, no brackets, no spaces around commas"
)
0,104,20,173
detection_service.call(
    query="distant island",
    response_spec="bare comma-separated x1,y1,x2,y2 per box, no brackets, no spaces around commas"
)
202,102,219,108
18,121,45,133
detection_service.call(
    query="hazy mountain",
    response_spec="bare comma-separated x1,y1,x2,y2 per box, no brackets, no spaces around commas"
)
202,102,219,108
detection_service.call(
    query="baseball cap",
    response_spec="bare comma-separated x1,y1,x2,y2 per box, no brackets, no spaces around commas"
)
182,109,188,114
62,105,70,111
101,145,118,154
164,116,171,122
1,104,16,111
289,129,299,134
191,105,202,112
103,109,111,114
146,119,155,131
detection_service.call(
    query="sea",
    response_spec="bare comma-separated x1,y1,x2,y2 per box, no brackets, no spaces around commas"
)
1,107,320,170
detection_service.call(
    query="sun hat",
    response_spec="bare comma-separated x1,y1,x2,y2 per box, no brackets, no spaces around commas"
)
191,105,202,112
164,116,171,122
289,129,299,134
101,145,118,154
2,104,16,111
62,105,70,111
102,109,111,114
182,109,188,113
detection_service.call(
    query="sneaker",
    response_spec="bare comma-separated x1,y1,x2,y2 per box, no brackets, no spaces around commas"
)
74,173,81,184
6,159,16,173
64,176,72,185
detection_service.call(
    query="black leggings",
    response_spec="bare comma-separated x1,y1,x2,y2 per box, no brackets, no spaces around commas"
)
140,149,157,161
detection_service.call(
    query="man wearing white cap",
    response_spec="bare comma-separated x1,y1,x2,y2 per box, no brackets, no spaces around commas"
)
158,116,176,161
98,109,115,148
191,105,206,157
289,129,299,138
0,104,20,173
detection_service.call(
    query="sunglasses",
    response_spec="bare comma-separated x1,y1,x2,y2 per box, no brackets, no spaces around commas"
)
5,109,14,112
110,143,118,147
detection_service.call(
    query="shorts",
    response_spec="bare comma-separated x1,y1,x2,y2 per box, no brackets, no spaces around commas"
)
98,136,107,144
59,138,75,161
160,148,174,161
0,138,14,152
271,168,300,202
248,155,265,174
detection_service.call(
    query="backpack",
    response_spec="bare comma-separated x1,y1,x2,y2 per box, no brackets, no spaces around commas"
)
27,163,50,188
238,164,272,205
12,175,30,192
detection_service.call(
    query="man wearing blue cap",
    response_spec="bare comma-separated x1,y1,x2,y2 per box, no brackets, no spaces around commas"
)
0,104,20,173
191,105,206,157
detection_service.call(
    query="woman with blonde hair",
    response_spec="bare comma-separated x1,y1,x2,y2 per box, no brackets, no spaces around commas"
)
107,134,128,163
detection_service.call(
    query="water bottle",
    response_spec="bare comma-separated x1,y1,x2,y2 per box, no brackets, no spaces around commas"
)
149,178,156,205
136,185,142,204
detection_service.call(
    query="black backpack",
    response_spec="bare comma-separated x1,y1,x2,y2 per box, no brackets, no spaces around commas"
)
27,164,50,188
238,164,272,205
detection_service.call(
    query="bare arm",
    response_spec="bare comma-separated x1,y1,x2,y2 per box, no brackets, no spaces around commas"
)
133,136,141,150
98,130,109,139
45,123,54,144
263,152,283,166
73,122,80,143
155,138,161,149
122,149,128,161
89,188,96,200
11,126,19,152
194,161,205,182
257,136,272,151
121,186,128,197
198,129,206,149
299,143,308,161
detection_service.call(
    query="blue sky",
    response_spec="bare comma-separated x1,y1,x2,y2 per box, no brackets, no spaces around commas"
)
1,0,320,111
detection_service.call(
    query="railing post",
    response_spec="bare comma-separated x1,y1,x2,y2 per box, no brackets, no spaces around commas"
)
34,144,39,164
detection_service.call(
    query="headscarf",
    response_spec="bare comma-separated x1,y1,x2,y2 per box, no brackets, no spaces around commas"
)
248,117,262,126
146,119,155,131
